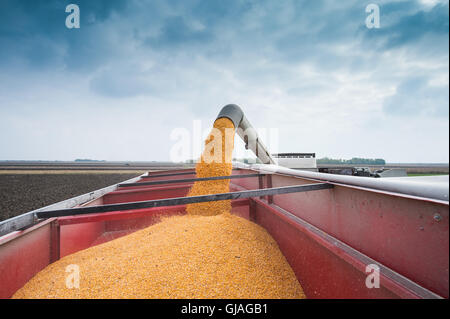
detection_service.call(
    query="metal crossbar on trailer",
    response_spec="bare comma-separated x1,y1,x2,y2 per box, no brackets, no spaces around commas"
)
36,183,333,218
118,173,264,187
142,171,196,178
142,168,242,179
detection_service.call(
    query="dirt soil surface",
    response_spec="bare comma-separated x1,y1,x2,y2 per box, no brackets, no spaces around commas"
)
0,173,141,221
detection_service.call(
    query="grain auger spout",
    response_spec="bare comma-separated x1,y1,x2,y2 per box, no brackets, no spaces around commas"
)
216,104,276,165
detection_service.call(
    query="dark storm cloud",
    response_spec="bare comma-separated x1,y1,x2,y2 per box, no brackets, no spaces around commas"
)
0,0,128,70
144,15,214,48
1,0,448,72
0,0,127,35
361,1,449,50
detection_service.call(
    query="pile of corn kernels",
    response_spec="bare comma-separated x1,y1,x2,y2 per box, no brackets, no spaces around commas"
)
13,213,305,298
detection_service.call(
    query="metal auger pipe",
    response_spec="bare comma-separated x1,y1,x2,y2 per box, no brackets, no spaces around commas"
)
216,104,275,165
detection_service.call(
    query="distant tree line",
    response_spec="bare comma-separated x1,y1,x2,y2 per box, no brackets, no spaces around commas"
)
317,157,386,165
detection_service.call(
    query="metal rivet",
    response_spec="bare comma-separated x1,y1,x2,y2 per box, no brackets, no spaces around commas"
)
433,213,442,222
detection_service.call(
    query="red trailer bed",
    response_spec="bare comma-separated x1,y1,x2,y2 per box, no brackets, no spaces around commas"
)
0,165,448,299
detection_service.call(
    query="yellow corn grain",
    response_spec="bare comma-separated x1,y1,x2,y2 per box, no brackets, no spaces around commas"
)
186,118,235,216
13,214,305,299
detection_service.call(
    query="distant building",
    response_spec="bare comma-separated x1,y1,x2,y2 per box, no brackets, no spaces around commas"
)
272,153,317,171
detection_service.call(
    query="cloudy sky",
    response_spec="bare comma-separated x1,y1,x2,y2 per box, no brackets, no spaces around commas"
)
0,0,448,163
